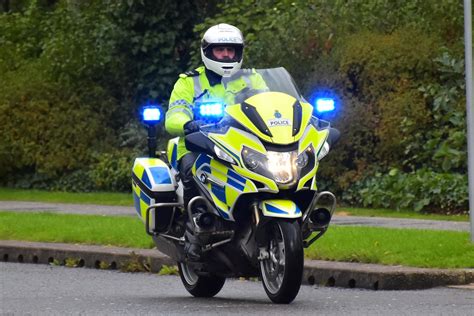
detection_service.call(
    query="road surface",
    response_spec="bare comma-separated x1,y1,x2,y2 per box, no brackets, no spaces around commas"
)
1,262,473,315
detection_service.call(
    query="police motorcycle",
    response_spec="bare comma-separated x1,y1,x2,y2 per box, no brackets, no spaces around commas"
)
132,67,337,304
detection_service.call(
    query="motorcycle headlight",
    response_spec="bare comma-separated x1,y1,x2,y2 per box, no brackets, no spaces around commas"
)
241,146,316,187
267,151,297,184
296,151,308,168
242,147,265,171
242,147,302,186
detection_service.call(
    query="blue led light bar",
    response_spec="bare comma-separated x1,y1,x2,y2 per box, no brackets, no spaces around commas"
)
199,102,224,117
315,98,335,113
142,106,162,124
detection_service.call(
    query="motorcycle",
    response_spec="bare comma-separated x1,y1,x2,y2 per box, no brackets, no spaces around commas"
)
132,67,337,304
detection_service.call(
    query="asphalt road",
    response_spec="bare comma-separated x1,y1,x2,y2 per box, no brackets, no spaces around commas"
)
0,201,469,231
1,262,473,315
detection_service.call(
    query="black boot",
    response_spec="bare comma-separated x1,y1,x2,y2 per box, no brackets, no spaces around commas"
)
178,152,203,261
184,222,202,261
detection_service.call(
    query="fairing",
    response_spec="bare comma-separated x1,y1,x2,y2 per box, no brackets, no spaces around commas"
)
223,68,313,145
165,67,331,221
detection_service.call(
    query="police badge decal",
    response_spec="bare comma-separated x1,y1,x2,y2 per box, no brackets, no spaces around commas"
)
268,110,290,127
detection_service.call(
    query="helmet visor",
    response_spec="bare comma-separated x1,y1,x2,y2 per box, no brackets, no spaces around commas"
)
203,43,243,63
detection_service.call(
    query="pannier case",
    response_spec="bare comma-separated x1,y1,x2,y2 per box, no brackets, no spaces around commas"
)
132,158,177,232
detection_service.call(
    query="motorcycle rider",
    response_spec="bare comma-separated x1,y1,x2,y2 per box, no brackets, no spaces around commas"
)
165,23,266,260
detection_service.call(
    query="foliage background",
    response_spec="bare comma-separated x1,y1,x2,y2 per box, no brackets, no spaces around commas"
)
0,0,468,213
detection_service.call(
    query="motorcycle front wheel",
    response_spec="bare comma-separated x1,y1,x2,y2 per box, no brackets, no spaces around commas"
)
260,219,304,304
178,262,226,297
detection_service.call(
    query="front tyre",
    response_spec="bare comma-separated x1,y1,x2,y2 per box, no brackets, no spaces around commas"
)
260,220,304,304
178,262,225,297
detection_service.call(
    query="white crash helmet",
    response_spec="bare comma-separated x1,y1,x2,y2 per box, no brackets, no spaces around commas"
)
201,23,244,77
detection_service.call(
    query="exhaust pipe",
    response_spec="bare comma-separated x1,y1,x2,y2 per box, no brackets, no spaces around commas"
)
302,191,337,248
195,212,216,229
309,208,332,226
187,196,218,232
303,191,336,227
187,196,210,229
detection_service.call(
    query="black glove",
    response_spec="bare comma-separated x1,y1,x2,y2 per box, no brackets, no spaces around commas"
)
183,120,203,135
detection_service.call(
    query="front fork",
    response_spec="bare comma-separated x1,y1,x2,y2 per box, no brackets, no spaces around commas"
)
254,190,336,263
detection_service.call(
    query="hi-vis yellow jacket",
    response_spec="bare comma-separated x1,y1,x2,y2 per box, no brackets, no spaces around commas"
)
165,66,266,160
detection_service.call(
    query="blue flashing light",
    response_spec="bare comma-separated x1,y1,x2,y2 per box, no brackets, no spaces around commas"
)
199,102,224,118
142,106,162,124
315,98,335,113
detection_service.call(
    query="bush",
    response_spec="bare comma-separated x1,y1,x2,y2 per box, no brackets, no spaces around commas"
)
345,168,468,213
2,151,135,193
90,152,135,192
0,62,115,179
51,170,96,193
0,0,216,190
311,29,443,190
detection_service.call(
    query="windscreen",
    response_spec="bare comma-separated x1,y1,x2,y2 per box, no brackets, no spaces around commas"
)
221,67,305,106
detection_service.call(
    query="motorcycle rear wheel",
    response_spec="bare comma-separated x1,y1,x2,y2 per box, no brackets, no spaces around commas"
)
260,220,304,304
178,262,226,297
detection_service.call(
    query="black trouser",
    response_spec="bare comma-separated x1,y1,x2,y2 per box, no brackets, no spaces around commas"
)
178,152,200,208
178,152,203,260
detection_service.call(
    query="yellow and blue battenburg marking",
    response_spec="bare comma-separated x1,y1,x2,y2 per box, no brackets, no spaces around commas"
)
259,199,302,219
132,158,176,221
193,153,258,221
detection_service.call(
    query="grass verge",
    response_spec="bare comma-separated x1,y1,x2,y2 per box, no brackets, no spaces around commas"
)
0,187,132,206
336,207,469,222
1,211,473,269
307,226,474,268
0,211,152,248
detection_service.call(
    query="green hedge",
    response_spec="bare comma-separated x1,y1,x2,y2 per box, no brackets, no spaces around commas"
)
3,151,135,193
345,169,469,213
0,0,215,187
0,62,116,178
